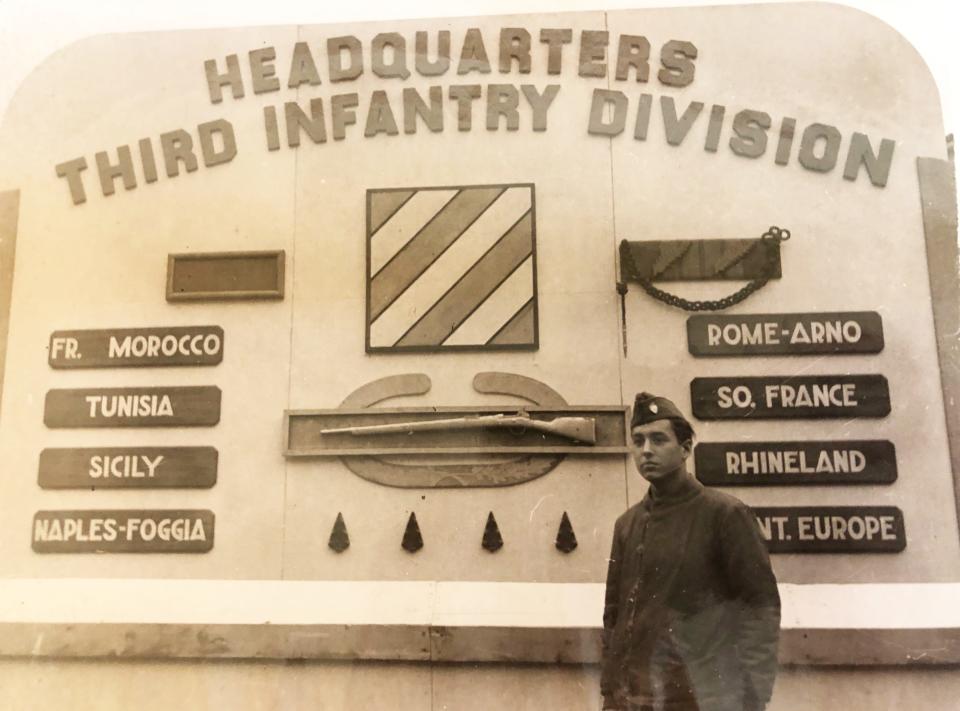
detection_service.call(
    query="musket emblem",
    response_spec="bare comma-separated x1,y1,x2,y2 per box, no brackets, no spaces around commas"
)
284,372,629,488
320,411,597,444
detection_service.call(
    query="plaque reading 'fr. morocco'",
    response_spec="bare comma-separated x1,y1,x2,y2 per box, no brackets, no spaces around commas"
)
754,507,905,553
691,375,890,419
32,510,215,553
49,326,224,368
696,440,897,486
687,311,884,356
38,447,218,489
44,386,221,428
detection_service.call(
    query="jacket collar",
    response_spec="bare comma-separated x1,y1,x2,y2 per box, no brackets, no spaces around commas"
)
642,472,703,512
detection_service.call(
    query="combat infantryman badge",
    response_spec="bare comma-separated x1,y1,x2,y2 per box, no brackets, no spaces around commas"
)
283,372,628,488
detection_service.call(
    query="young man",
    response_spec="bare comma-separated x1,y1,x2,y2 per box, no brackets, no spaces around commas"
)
601,392,780,711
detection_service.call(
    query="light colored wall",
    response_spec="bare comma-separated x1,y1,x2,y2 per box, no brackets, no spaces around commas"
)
0,3,954,588
2,659,959,711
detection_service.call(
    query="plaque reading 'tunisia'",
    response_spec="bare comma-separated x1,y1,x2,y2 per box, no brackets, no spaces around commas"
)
44,386,221,428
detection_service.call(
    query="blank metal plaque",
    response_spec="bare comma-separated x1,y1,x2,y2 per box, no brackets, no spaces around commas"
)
166,250,285,301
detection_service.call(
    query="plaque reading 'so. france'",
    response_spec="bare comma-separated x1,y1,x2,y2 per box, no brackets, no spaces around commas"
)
696,440,896,486
44,386,221,428
691,375,890,419
754,506,905,553
32,510,215,553
39,447,218,489
49,326,224,368
687,311,884,356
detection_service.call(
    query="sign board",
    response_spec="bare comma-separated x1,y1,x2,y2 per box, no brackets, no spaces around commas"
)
166,251,285,301
43,386,222,428
754,507,906,553
687,312,884,356
0,3,955,588
695,440,896,486
38,447,218,489
48,326,224,368
690,375,891,419
31,510,215,553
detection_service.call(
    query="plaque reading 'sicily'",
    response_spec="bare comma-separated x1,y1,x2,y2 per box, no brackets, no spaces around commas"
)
39,447,218,489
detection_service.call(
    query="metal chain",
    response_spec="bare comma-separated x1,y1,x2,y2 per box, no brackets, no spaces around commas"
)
636,226,791,312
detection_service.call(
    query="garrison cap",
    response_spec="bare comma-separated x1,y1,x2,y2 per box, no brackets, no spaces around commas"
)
630,392,686,430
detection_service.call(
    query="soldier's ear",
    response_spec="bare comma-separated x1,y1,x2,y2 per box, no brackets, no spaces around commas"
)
680,439,693,458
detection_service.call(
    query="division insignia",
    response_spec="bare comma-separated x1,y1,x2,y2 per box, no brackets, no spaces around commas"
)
365,184,538,353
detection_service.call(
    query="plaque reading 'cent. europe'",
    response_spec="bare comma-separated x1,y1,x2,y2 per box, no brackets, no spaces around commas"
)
49,326,223,368
44,387,221,428
754,507,905,553
32,510,215,553
687,311,884,356
696,440,897,486
691,375,891,419
39,447,218,489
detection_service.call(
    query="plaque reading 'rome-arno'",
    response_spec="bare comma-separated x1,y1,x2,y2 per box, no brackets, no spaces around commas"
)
696,440,896,486
754,507,905,553
38,447,218,489
32,510,215,553
687,311,884,356
691,375,890,419
49,326,224,368
44,387,221,428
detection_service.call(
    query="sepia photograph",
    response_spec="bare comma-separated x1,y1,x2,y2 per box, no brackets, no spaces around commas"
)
0,1,957,708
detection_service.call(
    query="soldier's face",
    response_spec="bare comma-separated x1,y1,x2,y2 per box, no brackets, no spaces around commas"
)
630,420,691,482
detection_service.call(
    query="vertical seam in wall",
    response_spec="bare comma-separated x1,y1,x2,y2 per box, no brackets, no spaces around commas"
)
601,10,630,509
280,24,303,581
428,581,438,711
429,649,436,711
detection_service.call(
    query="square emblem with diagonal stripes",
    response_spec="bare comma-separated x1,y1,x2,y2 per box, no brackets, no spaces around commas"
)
365,183,539,353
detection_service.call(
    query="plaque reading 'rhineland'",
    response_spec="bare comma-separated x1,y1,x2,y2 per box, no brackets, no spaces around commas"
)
49,326,224,368
38,447,218,489
754,507,905,553
691,375,890,419
32,510,215,553
696,440,897,485
687,311,884,356
44,386,221,428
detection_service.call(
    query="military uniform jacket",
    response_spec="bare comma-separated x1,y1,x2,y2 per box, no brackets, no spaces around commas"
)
601,477,781,710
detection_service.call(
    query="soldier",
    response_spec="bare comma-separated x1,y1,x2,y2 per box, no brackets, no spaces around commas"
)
601,392,781,711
